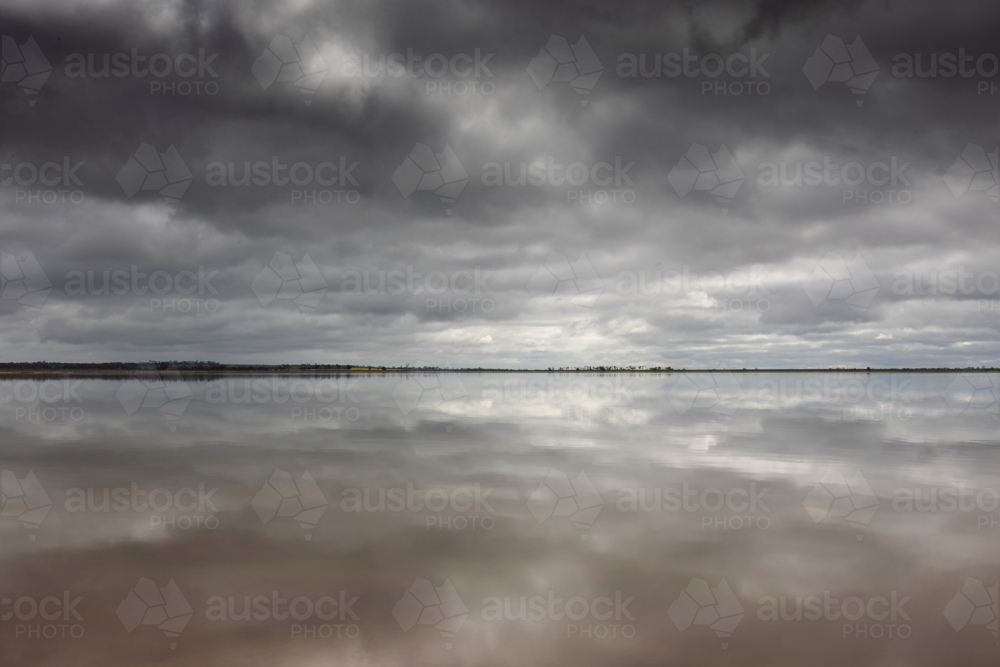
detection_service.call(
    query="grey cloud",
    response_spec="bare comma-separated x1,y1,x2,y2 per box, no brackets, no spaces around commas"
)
0,0,998,367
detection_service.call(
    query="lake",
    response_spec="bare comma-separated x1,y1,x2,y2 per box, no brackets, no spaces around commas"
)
1,372,997,665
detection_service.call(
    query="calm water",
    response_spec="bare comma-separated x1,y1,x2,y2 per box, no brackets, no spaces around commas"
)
1,372,997,666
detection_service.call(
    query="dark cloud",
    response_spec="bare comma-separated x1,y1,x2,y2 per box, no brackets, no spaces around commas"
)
0,0,998,366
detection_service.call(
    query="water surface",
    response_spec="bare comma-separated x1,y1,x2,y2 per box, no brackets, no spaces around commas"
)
1,372,997,666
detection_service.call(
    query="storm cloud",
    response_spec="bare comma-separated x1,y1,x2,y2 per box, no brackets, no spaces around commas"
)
1,0,998,367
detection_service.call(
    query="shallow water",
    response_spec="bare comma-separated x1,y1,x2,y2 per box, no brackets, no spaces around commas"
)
1,372,997,666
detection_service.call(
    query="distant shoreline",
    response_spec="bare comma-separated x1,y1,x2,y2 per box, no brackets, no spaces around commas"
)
0,364,995,377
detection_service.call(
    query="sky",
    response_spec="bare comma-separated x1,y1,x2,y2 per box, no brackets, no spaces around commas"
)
0,0,998,369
